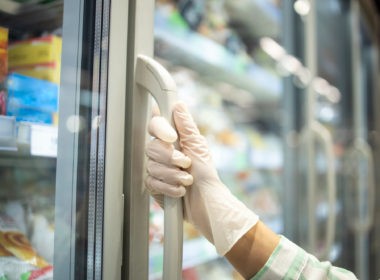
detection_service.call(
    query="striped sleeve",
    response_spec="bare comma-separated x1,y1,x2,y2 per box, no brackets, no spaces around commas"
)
251,236,358,280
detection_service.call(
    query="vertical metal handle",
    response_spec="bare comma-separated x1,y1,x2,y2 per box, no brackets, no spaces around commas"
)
136,55,183,280
300,121,336,259
344,139,375,231
311,121,336,260
343,139,375,280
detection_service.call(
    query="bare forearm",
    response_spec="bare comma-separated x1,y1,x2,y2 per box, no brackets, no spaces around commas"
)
225,221,280,279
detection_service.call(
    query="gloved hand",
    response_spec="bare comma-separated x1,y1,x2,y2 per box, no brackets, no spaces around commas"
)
145,102,259,255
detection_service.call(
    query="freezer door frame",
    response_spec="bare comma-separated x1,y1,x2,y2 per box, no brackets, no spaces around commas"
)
54,0,123,279
122,0,155,279
102,0,130,278
54,0,86,278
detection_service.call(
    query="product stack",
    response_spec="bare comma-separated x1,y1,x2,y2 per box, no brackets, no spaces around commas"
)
0,3,62,279
7,35,62,125
0,27,8,115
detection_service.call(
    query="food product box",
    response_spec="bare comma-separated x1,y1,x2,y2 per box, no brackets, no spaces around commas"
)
0,89,6,115
8,35,62,68
0,26,8,85
0,27,8,50
0,49,7,84
6,73,59,124
11,62,61,84
0,213,51,280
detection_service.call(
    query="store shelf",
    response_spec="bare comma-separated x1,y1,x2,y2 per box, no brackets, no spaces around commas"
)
0,0,63,33
0,116,57,167
149,237,219,279
154,26,281,104
224,0,281,39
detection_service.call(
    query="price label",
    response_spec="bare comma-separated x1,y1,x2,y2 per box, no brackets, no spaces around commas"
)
30,124,58,157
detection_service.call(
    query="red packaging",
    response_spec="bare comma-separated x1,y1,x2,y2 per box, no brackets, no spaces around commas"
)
0,89,6,115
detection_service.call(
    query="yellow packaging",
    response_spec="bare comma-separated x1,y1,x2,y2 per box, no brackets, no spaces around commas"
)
0,243,12,257
12,62,61,84
0,231,49,268
0,49,7,83
8,35,62,68
53,112,59,126
0,27,8,49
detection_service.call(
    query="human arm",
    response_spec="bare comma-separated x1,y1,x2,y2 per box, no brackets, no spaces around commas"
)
146,102,277,278
225,221,280,279
145,102,357,280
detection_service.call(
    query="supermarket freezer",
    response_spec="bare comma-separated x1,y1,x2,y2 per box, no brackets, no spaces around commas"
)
0,0,125,279
1,0,380,279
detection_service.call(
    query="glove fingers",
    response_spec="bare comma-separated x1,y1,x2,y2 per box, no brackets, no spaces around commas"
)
146,138,191,169
145,176,186,197
173,102,210,160
148,116,177,143
146,160,193,186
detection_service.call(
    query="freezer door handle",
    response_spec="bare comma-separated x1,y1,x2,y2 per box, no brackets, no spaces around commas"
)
136,55,183,280
300,121,336,260
344,139,375,231
311,121,336,260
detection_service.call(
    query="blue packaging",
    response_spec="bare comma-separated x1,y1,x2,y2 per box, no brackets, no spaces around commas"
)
6,73,58,124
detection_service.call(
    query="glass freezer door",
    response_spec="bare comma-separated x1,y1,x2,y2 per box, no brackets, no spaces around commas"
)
149,0,285,279
0,0,125,279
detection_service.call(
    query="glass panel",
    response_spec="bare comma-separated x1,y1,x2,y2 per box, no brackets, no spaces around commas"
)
149,0,380,279
0,2,63,279
151,0,284,278
0,0,109,279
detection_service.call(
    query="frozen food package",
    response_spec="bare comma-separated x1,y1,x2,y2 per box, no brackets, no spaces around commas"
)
0,27,8,50
8,35,61,69
0,27,8,86
20,266,53,280
10,63,60,85
6,73,59,124
8,35,61,85
0,213,51,280
0,49,7,84
0,89,6,115
0,256,35,280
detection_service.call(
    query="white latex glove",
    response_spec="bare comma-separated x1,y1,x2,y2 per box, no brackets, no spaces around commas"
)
145,102,259,255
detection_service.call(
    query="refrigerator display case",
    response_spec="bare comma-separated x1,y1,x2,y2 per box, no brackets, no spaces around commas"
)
127,0,379,279
0,2,62,279
0,0,379,279
0,0,126,279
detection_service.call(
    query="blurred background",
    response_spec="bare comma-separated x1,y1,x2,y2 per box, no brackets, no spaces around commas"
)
0,0,379,279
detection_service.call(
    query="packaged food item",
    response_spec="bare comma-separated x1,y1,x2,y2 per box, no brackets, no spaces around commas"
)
8,35,61,84
0,243,12,257
0,49,7,84
8,35,61,68
20,265,53,280
0,218,49,268
0,214,50,280
0,27,8,87
6,73,59,124
0,89,6,115
0,27,8,50
0,257,35,280
10,63,60,85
